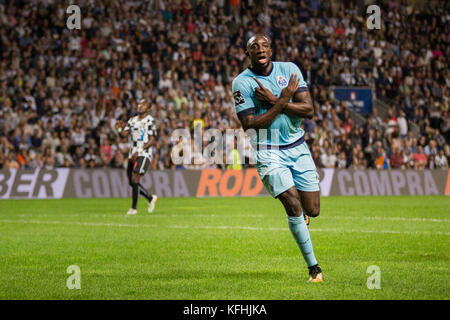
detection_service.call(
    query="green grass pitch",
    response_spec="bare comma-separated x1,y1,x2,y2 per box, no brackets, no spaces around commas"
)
0,196,448,300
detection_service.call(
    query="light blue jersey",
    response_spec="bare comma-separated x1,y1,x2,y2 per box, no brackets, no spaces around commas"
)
232,61,319,198
231,61,308,147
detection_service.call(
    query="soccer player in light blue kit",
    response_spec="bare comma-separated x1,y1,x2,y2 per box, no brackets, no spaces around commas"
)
232,35,323,282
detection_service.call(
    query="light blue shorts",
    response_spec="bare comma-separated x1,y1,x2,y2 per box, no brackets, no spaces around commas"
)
256,142,320,198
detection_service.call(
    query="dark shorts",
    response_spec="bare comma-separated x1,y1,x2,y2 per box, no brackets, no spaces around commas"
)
127,156,150,183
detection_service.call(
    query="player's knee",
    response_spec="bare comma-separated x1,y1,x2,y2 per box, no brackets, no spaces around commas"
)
131,175,140,185
288,203,302,217
130,181,138,189
311,206,320,217
305,204,320,217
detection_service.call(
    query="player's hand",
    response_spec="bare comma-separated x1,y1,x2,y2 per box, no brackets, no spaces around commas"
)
253,77,277,106
115,120,124,130
279,73,300,102
131,152,138,162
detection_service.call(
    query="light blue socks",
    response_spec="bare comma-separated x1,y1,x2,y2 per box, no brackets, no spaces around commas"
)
287,214,318,267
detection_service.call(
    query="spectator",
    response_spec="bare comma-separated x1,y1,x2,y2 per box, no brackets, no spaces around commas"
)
30,129,42,150
374,145,389,170
312,149,323,168
413,146,428,169
424,140,438,156
72,146,85,168
321,148,337,168
435,149,448,169
100,139,113,166
428,154,436,169
337,151,347,168
397,111,408,140
390,147,404,169
402,150,414,169
85,148,99,166
191,109,205,131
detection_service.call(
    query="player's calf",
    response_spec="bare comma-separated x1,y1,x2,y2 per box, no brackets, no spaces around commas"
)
278,187,303,217
130,182,139,210
279,188,322,281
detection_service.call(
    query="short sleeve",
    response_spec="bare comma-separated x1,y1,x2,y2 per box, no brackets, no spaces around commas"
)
147,118,157,137
288,62,309,94
231,77,256,120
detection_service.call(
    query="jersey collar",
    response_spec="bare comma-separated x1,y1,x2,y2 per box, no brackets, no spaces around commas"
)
248,62,274,77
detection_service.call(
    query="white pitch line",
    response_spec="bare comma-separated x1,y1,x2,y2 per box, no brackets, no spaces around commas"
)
15,213,220,218
169,225,450,236
330,216,450,223
13,213,450,223
0,219,155,228
0,219,448,236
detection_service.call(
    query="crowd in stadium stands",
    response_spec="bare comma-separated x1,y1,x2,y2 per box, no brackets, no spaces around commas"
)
0,0,448,171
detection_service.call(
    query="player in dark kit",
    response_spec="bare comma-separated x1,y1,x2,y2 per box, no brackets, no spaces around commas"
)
115,99,158,215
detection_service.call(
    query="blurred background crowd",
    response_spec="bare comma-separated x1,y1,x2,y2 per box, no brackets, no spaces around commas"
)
0,0,448,170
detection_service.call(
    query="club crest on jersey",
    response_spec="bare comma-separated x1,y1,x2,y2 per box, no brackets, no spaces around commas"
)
277,76,288,88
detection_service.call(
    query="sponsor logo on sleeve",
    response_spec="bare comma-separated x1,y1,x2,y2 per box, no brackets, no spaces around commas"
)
233,91,245,106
